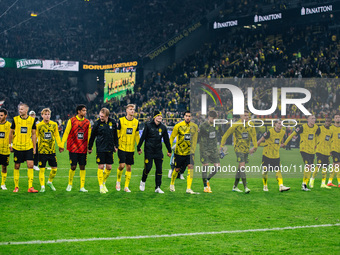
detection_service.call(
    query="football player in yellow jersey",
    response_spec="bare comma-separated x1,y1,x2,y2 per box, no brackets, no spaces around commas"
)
220,111,257,193
309,117,332,189
8,103,38,193
257,120,290,192
0,109,11,190
327,112,340,187
36,108,63,192
169,111,198,194
116,104,140,192
284,115,320,191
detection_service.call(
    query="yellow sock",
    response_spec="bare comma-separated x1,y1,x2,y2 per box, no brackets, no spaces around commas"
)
97,169,103,186
68,169,75,185
125,171,131,188
80,170,86,188
312,166,319,179
1,172,7,185
28,168,34,188
276,171,283,186
187,168,193,190
303,167,310,185
103,169,111,183
48,168,57,182
14,169,19,188
117,168,123,182
39,168,46,187
170,170,179,185
262,171,268,186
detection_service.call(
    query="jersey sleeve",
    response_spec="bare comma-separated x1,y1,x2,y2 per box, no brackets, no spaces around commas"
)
170,124,179,147
134,122,140,145
61,119,72,146
11,119,15,130
264,131,270,139
54,123,63,148
190,124,198,154
221,125,236,146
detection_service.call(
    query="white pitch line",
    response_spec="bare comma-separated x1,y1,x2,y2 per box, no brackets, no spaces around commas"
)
1,223,339,246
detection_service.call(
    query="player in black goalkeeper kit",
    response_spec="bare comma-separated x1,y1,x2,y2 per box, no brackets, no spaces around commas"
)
137,111,172,193
88,108,118,193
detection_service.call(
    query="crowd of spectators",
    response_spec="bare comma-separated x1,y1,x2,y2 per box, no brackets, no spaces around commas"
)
1,1,340,126
0,0,302,63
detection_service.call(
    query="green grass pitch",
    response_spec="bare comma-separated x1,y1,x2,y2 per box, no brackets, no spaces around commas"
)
0,145,339,254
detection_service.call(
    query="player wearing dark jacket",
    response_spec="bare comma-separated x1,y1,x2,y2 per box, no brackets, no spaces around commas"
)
88,108,118,193
137,111,171,193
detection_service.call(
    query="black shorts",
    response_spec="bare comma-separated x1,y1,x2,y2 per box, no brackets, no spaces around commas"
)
13,148,33,163
174,154,194,169
0,154,10,166
316,153,330,166
300,152,315,165
118,149,134,165
331,151,340,163
39,154,57,168
96,152,114,165
69,152,87,166
262,155,280,172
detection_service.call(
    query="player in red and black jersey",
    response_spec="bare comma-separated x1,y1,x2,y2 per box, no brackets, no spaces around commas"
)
61,104,91,192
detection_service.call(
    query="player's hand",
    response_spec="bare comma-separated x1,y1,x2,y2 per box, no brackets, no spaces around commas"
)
33,148,36,154
280,144,286,148
59,147,64,153
167,152,171,157
9,145,13,152
88,149,92,154
249,147,257,154
138,149,142,155
114,147,117,153
220,147,225,159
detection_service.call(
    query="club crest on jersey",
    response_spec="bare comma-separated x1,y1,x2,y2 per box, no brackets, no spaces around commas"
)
308,134,314,140
126,128,133,134
0,132,5,138
242,132,248,139
209,132,216,139
77,132,84,140
21,127,28,134
274,138,280,144
159,128,162,135
184,134,191,140
325,135,330,141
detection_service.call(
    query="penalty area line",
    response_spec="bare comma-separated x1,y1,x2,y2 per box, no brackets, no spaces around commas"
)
1,223,339,246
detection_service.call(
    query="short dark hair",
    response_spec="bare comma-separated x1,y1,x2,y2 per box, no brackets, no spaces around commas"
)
0,108,8,115
208,110,217,118
184,110,190,116
76,104,86,114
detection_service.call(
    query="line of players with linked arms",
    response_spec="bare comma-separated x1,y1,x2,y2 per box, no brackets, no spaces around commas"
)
0,103,339,194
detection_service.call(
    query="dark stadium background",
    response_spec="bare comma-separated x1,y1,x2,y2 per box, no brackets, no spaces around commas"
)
0,0,339,128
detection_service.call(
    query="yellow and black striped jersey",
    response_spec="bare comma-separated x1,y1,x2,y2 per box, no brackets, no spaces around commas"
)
262,128,285,159
221,120,258,154
170,121,198,156
0,121,11,155
316,125,332,156
330,125,340,153
284,123,320,154
36,121,62,154
117,116,140,152
11,115,36,151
